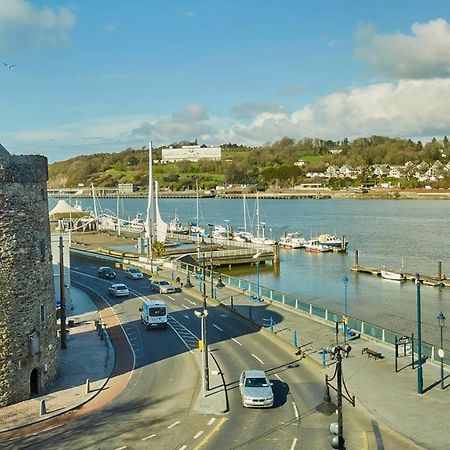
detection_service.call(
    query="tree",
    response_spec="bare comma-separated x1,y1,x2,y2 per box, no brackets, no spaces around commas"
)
152,241,166,258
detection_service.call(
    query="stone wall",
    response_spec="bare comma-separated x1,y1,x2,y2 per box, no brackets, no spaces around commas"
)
0,154,59,406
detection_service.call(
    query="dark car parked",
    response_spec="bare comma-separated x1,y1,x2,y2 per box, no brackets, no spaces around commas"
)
98,266,116,279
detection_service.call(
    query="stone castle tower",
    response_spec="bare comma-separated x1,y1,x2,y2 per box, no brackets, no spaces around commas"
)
0,144,59,406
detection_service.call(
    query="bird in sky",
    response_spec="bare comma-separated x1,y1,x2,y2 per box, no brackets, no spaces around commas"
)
3,63,16,69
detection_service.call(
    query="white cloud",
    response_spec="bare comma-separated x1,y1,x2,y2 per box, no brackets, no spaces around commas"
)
0,0,75,51
7,78,450,161
231,101,283,119
355,18,450,79
220,78,450,144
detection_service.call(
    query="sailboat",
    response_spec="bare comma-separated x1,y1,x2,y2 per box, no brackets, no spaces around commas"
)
233,192,254,242
250,192,275,246
145,141,168,247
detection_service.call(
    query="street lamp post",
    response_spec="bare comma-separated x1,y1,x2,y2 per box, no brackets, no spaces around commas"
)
437,311,446,390
415,273,423,395
342,275,349,337
195,308,209,396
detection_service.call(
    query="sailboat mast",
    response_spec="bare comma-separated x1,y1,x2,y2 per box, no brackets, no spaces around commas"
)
196,179,200,259
243,192,247,233
146,141,154,265
116,193,121,236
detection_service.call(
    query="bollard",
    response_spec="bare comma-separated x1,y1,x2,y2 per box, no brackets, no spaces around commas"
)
86,378,90,394
230,296,234,309
270,317,274,333
100,328,104,340
40,399,46,416
95,320,99,333
321,349,327,367
294,331,298,348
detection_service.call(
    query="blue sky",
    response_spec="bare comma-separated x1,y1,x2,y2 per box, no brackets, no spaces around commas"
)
1,0,450,162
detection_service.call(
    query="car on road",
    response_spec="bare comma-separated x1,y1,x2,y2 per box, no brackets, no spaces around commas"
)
108,283,130,297
125,267,144,279
239,370,274,408
98,266,116,279
150,280,176,294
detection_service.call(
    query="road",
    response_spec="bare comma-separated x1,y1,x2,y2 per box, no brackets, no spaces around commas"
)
1,255,420,450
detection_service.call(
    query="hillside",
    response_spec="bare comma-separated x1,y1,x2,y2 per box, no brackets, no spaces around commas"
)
48,136,450,190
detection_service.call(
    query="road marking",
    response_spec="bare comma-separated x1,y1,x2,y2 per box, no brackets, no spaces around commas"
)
290,438,298,450
275,374,282,381
142,434,156,441
178,446,187,450
213,324,223,332
184,315,190,319
231,337,242,346
251,353,264,365
168,421,180,429
207,418,216,426
361,431,369,449
193,431,204,439
187,299,196,305
193,417,227,450
182,304,190,309
129,337,138,341
167,295,175,301
113,447,127,450
292,402,299,420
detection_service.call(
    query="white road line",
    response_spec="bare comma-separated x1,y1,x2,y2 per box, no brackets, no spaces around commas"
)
193,431,204,439
251,353,264,365
231,337,242,346
129,337,138,341
275,373,282,381
182,304,190,310
113,447,127,450
187,299,196,305
184,315,190,319
207,418,216,426
168,421,180,429
290,438,298,450
178,446,187,450
213,324,223,332
142,434,156,441
292,402,299,420
167,295,175,301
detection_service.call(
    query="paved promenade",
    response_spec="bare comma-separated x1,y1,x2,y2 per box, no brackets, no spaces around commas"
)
0,288,114,434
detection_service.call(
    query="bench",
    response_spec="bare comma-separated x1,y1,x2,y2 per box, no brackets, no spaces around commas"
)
362,347,384,360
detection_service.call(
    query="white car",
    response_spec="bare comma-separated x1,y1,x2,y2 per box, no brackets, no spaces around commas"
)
125,267,144,279
150,280,176,294
108,283,130,297
239,370,274,408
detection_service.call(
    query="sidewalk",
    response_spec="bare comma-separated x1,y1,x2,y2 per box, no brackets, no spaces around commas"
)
0,287,115,433
158,264,449,450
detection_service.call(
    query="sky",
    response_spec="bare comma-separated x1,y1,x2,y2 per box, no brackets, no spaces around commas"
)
1,0,450,162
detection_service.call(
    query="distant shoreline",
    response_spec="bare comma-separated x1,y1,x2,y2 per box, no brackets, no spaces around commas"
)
47,188,450,200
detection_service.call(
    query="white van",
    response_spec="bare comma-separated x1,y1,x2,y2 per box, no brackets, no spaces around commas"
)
140,299,168,330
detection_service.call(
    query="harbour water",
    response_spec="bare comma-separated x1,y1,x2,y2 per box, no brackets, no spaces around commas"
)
50,197,450,348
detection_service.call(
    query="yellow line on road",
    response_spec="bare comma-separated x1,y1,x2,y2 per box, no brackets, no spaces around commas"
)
361,431,369,450
193,417,227,450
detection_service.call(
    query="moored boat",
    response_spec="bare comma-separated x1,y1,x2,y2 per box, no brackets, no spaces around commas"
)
380,267,405,281
317,233,348,249
304,239,332,253
279,232,306,249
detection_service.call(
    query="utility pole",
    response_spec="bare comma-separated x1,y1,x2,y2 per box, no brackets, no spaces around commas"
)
59,235,67,350
415,273,423,394
196,258,209,394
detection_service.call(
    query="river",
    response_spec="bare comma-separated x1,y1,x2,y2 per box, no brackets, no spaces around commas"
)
49,197,450,348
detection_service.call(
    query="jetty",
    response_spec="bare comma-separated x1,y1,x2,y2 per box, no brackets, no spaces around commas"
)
351,251,448,287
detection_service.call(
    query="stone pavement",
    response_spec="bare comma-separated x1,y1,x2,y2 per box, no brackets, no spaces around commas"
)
0,287,114,433
158,263,449,450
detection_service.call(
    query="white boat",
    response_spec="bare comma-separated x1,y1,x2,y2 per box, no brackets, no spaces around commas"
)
279,232,306,249
251,193,275,245
169,213,188,234
233,230,254,242
304,239,332,253
380,268,405,281
317,233,348,249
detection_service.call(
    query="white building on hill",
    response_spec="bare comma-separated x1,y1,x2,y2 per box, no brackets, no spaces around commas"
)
161,144,221,162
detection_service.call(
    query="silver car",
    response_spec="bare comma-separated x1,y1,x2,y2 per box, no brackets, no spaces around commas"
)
125,267,144,279
150,280,176,294
108,283,130,297
239,370,274,408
